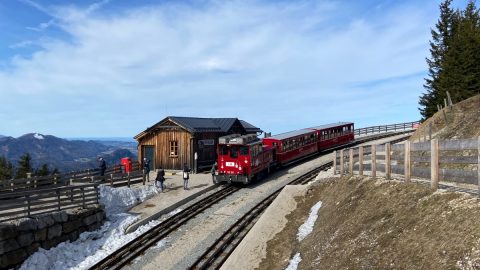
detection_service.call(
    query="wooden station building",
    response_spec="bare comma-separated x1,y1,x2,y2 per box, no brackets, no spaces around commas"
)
134,116,262,171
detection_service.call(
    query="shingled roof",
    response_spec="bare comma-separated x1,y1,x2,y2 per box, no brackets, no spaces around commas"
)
135,116,262,139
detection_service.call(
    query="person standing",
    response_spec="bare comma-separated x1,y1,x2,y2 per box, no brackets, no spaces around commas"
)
143,157,151,181
98,157,106,177
182,163,190,190
155,167,165,192
210,162,217,183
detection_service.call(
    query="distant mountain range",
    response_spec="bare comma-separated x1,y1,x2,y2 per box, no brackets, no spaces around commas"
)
0,133,138,173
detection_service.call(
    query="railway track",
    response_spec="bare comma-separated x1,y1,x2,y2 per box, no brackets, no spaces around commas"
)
89,185,241,270
89,131,410,270
188,133,412,270
189,161,333,270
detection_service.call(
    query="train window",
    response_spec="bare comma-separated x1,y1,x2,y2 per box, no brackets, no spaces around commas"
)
219,145,228,155
240,146,249,156
230,146,239,158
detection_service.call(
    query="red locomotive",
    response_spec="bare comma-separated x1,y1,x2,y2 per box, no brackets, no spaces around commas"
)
214,122,354,184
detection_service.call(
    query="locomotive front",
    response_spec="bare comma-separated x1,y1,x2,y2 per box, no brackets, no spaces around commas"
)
214,134,263,184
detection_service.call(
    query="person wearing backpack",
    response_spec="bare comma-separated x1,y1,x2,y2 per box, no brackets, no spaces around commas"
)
182,163,190,190
155,167,165,192
143,158,151,181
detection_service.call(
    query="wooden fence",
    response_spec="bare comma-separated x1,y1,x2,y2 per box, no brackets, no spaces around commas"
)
354,121,420,136
0,161,143,193
334,138,480,194
0,183,99,222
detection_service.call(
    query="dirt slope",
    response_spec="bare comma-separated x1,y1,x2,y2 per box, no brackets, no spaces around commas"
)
259,176,480,270
410,94,480,141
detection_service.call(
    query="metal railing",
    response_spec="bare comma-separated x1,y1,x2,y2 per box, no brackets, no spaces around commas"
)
354,121,420,136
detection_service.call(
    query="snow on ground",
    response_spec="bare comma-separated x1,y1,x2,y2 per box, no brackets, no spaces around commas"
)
34,133,44,140
297,201,323,242
285,253,302,270
20,185,163,270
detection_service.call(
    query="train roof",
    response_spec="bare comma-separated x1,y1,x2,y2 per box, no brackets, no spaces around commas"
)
308,122,353,130
265,129,315,141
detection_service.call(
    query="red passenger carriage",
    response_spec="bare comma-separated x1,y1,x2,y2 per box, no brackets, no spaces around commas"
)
308,122,354,151
262,129,318,166
214,122,355,184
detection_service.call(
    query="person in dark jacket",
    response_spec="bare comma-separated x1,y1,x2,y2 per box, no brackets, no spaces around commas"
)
182,163,190,190
143,157,151,181
98,157,106,177
155,167,165,192
210,162,217,183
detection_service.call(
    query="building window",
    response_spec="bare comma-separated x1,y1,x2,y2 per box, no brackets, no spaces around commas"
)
170,141,178,157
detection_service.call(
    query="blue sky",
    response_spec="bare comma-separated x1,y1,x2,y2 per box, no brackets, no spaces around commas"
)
0,0,471,138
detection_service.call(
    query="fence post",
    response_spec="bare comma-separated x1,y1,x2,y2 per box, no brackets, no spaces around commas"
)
333,151,337,175
349,149,353,175
429,122,432,141
143,171,146,185
359,146,363,176
404,141,411,183
386,143,391,180
127,172,131,188
372,144,377,178
477,136,479,197
110,174,114,187
57,190,61,211
340,149,344,176
431,139,439,190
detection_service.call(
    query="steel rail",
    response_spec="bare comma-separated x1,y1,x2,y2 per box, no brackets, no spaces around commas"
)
189,132,413,270
190,162,333,270
89,131,409,270
89,185,241,270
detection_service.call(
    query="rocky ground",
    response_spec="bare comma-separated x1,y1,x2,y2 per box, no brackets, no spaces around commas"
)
259,174,480,270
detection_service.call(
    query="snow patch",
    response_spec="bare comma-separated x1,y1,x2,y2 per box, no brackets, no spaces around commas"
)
20,184,160,270
99,185,158,218
34,133,44,140
285,253,302,270
297,201,322,241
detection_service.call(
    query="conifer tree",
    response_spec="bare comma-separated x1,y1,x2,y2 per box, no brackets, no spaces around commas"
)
0,156,14,180
420,0,480,120
16,153,32,179
36,164,50,177
440,0,480,101
51,168,60,175
420,0,455,120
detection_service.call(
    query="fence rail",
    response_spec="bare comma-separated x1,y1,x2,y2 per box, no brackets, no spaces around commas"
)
334,137,480,194
354,121,420,136
0,183,99,222
0,161,142,193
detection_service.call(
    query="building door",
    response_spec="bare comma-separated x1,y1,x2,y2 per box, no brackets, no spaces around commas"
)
143,146,155,170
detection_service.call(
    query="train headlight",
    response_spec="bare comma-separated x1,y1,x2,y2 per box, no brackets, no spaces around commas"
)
239,166,242,171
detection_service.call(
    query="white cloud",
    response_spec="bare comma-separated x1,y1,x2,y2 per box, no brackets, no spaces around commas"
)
1,1,437,137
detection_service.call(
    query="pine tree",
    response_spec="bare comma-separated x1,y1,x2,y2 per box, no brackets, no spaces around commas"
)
0,156,15,180
36,164,50,177
16,153,32,179
420,0,456,120
51,168,60,175
420,0,480,119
